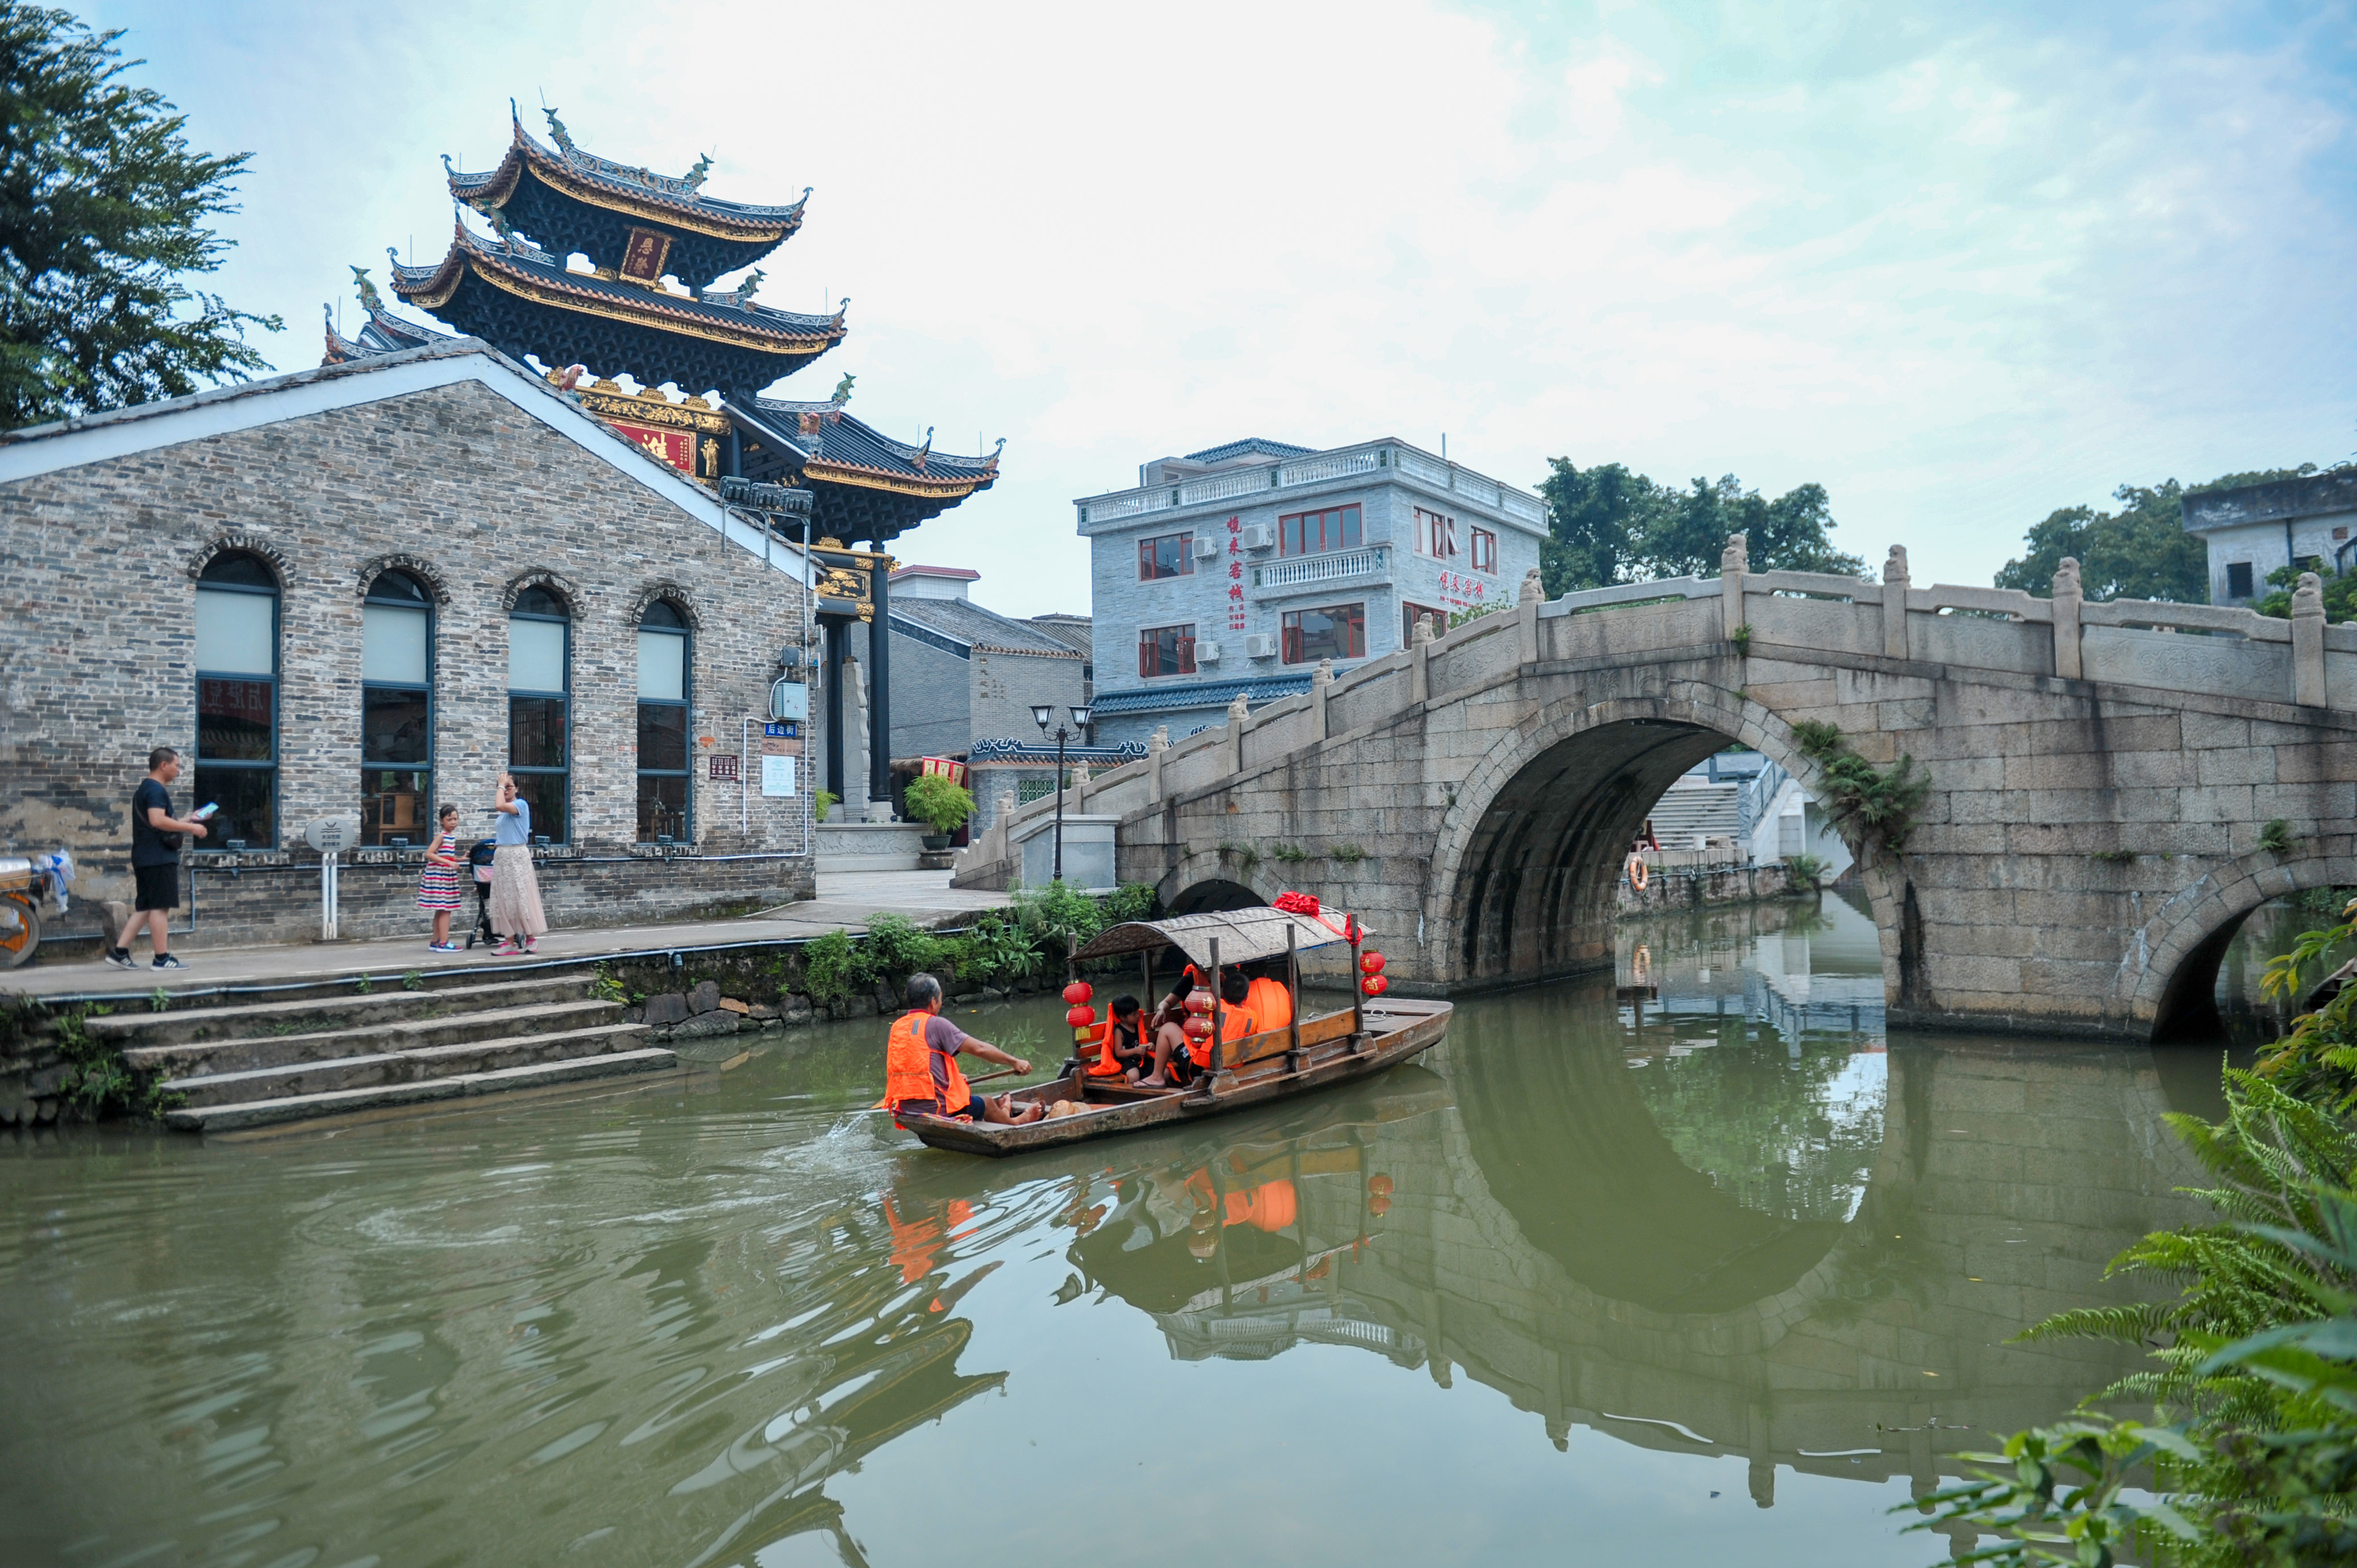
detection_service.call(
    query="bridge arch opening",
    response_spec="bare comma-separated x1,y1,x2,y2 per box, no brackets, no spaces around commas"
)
1448,713,1823,987
1164,878,1263,916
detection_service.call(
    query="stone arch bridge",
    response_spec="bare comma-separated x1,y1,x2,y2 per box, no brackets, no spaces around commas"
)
958,544,2357,1040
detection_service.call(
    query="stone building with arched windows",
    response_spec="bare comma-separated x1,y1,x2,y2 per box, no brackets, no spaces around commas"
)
0,339,822,949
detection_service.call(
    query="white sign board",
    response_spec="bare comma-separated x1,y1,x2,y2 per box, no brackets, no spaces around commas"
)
761,754,797,798
303,815,361,852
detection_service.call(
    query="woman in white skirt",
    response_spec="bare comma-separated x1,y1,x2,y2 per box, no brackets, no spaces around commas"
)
487,772,549,956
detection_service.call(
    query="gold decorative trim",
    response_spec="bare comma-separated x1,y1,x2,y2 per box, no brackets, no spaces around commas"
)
520,141,801,244
571,383,732,435
467,252,839,354
804,457,992,500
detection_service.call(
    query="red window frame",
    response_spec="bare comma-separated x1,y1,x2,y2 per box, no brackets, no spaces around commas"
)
1414,507,1457,559
1468,527,1496,573
1277,504,1363,556
1138,531,1194,581
1281,603,1367,665
1137,623,1196,677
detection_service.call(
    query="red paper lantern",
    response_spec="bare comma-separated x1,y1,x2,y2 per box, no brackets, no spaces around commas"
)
1062,981,1092,1006
1368,1174,1394,1196
1065,1004,1096,1029
1361,975,1389,996
1182,1016,1212,1043
1360,951,1386,975
1369,1194,1392,1217
1184,988,1213,1016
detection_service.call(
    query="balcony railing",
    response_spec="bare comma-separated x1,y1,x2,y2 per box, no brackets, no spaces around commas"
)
1076,442,1544,527
1253,545,1389,591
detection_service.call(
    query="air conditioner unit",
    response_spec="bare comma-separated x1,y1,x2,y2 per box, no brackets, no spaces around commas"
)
1192,535,1222,560
1244,633,1277,659
1240,523,1275,551
1195,640,1222,664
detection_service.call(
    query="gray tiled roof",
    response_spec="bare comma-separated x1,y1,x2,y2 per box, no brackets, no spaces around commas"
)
890,596,1079,657
1025,614,1093,658
1184,437,1313,464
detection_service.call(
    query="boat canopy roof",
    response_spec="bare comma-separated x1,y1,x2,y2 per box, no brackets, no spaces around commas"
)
1072,907,1344,968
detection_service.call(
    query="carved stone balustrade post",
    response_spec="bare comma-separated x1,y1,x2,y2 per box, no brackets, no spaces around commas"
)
1518,567,1544,664
1721,532,1749,643
1410,611,1436,705
1882,544,1911,661
1311,657,1335,743
2051,557,2084,681
2293,571,2327,707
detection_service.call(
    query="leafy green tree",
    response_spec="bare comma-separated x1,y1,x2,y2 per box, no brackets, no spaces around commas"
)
1994,468,2325,603
0,5,280,429
2256,563,2357,625
1536,460,1864,594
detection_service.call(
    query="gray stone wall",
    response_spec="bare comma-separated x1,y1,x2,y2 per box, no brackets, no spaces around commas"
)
884,624,972,761
0,377,815,950
969,647,1085,747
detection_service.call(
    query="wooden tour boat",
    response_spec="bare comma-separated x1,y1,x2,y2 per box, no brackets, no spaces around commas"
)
901,905,1451,1157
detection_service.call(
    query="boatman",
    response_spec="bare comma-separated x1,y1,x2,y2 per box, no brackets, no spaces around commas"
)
885,973,1045,1126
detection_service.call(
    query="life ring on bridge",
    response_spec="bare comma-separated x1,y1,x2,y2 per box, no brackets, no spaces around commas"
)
1626,854,1649,891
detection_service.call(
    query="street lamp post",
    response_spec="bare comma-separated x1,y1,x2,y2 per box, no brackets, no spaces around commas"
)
1030,702,1093,884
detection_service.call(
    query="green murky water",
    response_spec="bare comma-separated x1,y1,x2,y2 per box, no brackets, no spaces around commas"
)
0,895,2231,1567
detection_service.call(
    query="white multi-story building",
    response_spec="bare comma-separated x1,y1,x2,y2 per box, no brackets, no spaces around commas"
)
1078,436,1548,746
2182,469,2357,604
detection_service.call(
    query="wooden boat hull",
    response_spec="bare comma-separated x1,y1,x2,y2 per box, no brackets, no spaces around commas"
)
902,998,1452,1158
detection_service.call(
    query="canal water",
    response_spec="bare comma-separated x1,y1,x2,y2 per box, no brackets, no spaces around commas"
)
1,894,2231,1567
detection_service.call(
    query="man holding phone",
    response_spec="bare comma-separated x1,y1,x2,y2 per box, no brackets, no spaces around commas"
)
107,746,207,970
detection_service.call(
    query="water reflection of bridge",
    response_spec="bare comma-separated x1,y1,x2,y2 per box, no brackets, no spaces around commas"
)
1061,970,2208,1532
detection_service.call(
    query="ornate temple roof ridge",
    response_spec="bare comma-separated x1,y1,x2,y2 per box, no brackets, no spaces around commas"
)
749,394,1002,478
439,105,809,257
320,266,452,365
390,218,847,345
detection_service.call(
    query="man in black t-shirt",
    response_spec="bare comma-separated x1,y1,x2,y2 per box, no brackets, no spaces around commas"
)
107,746,207,970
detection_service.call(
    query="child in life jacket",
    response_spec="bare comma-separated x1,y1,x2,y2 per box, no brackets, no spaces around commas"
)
1084,994,1151,1081
1139,969,1256,1089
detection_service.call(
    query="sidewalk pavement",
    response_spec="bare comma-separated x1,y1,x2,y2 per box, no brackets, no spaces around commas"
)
5,869,1011,1003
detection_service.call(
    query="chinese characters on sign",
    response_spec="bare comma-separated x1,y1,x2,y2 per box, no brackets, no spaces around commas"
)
607,420,698,477
619,227,673,284
1226,515,1247,630
1435,570,1489,610
760,723,801,798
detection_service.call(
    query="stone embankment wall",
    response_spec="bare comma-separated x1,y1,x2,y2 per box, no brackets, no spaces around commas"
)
1615,860,1802,915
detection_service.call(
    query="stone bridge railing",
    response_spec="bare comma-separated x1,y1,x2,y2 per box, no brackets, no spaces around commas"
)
955,549,2349,892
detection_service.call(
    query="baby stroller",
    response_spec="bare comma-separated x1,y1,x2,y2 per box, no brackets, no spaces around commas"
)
463,839,499,949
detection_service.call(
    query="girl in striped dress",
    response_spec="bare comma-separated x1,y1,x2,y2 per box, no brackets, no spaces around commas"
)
418,803,464,951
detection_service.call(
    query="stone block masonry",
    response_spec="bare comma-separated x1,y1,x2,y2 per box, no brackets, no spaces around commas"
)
0,357,817,953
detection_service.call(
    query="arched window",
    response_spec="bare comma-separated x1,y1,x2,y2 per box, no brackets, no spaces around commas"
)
362,570,434,846
507,584,570,843
194,553,278,848
636,599,690,843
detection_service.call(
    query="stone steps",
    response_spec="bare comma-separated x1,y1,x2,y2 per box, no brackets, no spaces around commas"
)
163,1049,680,1134
119,965,677,1133
162,1023,652,1107
124,998,626,1078
89,975,595,1048
1646,782,1742,849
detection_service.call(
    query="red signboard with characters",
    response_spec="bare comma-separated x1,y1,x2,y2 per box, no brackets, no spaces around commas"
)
607,420,698,477
620,227,673,284
1226,515,1247,630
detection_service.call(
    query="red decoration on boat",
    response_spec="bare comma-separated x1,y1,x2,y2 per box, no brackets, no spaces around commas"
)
1061,981,1092,1005
1368,1174,1394,1196
1182,1015,1212,1043
1184,988,1212,1016
1361,974,1389,996
1272,890,1321,916
1065,1004,1096,1028
1369,1194,1392,1217
1360,951,1385,975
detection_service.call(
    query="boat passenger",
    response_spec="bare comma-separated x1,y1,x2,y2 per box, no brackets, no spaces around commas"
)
885,973,1044,1127
1244,969,1292,1035
1140,970,1256,1089
1084,994,1150,1080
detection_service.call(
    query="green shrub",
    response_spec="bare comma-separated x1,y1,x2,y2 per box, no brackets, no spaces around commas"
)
801,928,869,1004
903,774,976,835
814,788,839,822
963,912,1041,986
1101,883,1157,924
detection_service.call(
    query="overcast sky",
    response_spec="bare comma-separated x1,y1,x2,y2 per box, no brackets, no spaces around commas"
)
81,1,2357,618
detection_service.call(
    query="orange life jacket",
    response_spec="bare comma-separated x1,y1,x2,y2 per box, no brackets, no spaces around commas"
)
1245,977,1292,1035
1088,1013,1143,1077
885,1009,972,1118
1183,1170,1298,1233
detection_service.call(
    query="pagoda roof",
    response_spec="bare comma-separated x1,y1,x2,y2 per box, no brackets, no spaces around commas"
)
319,268,452,366
728,397,1003,545
389,221,844,399
444,106,806,286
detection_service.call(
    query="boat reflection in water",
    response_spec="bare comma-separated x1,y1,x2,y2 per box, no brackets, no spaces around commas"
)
1019,893,2205,1546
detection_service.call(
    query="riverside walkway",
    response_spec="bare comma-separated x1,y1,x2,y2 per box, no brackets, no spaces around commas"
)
6,870,1008,1004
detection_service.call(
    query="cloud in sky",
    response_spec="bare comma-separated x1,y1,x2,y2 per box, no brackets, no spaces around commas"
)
82,0,2357,615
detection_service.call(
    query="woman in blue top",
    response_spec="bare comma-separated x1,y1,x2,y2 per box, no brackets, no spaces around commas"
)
486,772,549,955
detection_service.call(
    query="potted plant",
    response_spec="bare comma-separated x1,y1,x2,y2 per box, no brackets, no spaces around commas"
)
903,774,975,851
813,789,838,825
